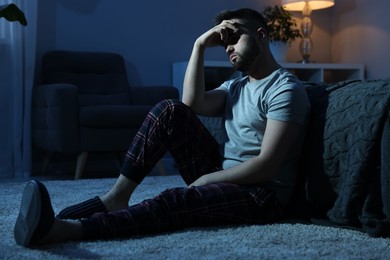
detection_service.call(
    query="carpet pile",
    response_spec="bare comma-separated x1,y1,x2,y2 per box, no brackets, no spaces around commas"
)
1,176,389,259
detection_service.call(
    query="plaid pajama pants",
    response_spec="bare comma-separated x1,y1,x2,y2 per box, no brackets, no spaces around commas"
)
81,99,283,240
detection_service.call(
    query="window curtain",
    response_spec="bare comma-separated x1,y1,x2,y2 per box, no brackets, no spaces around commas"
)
0,0,37,178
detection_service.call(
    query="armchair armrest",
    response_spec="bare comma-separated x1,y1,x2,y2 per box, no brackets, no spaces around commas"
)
130,86,179,106
32,83,80,153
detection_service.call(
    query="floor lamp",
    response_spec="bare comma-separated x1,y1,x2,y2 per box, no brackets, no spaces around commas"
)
281,0,334,63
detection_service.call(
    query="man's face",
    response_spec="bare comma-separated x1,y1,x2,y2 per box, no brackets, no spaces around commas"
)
222,19,260,72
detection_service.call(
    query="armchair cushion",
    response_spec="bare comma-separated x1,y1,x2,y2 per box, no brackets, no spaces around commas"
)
131,86,180,106
32,83,79,153
56,73,132,106
43,51,132,106
79,105,151,128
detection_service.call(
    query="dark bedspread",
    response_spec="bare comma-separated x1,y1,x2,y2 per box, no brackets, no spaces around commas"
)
297,79,390,237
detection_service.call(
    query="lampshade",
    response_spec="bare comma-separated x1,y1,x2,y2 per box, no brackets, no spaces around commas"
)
280,0,335,63
282,0,334,11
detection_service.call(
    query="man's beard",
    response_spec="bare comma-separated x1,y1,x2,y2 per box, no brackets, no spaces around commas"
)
230,43,259,72
231,53,256,72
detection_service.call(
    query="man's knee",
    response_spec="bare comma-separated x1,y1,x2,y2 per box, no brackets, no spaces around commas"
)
152,99,191,117
156,98,185,109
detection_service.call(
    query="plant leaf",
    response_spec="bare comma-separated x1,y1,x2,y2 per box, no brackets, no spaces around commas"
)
0,4,28,26
262,5,301,44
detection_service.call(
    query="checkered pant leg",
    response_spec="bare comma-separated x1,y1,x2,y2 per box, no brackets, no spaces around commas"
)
81,183,283,240
120,99,221,185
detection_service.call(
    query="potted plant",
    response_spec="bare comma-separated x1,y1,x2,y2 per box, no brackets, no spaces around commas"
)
0,3,27,26
262,5,301,62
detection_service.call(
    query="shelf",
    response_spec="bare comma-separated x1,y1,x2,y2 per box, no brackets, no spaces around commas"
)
172,61,365,98
281,63,365,83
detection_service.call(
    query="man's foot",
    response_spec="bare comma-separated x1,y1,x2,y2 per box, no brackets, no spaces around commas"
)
56,194,130,220
14,180,55,247
56,196,108,220
57,174,136,220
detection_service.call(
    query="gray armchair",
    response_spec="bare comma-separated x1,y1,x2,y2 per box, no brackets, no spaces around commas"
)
32,50,179,179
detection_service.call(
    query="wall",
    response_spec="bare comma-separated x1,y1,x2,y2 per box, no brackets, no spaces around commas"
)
331,0,390,79
36,0,335,87
37,1,390,84
36,0,264,86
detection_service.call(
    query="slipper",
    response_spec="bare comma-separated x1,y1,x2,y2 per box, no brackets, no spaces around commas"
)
56,196,107,220
14,180,55,247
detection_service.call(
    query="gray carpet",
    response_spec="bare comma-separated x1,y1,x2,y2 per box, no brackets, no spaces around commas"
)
1,176,390,259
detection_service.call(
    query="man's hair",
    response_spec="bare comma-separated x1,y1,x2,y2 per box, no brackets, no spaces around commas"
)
214,8,269,34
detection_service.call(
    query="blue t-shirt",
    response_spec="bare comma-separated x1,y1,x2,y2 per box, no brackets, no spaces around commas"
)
216,67,310,206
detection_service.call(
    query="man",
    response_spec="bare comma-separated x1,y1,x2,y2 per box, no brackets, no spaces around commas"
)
14,8,310,247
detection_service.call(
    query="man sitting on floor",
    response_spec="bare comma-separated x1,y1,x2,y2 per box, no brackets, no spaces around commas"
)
14,8,310,246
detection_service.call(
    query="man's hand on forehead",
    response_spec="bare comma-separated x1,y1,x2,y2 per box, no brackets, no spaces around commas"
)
194,18,243,49
219,20,242,47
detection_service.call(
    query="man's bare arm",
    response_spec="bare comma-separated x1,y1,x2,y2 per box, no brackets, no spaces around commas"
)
189,119,302,186
182,21,238,116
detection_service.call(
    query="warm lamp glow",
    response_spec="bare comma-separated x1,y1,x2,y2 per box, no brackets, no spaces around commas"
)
281,0,335,63
282,0,334,11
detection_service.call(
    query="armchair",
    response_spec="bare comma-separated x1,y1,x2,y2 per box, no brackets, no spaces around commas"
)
32,50,179,179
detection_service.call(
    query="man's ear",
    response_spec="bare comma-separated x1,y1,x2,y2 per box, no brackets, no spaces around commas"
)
257,28,267,39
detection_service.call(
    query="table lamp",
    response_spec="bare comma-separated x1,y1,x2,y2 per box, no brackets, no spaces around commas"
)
281,0,334,63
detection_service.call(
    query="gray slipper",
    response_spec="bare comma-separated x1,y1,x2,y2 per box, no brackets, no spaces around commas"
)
14,180,54,247
56,196,107,220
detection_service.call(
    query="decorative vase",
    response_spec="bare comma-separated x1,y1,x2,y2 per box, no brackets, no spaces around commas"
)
270,41,288,63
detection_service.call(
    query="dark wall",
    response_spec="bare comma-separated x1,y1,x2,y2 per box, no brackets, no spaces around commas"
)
36,0,269,87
